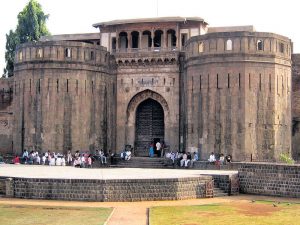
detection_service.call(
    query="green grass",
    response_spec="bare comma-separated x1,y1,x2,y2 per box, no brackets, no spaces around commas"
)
0,204,112,225
150,201,300,225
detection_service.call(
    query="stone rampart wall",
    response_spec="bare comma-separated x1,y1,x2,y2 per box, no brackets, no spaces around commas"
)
0,78,13,154
2,176,213,202
238,163,300,198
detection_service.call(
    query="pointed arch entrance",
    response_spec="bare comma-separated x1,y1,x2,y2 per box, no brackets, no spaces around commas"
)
135,99,164,156
126,89,170,156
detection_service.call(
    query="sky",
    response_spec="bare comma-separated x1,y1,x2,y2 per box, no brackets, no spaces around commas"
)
0,0,299,75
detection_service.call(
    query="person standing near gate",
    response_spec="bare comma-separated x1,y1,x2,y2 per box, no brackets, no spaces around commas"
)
156,141,161,157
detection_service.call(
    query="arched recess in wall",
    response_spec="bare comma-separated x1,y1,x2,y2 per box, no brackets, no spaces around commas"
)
125,89,170,145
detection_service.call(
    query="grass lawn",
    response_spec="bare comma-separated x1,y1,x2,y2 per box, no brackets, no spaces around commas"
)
150,200,300,225
0,204,112,225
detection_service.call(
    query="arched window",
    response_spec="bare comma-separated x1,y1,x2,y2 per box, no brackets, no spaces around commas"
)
154,30,163,48
131,31,139,49
257,40,264,51
65,48,71,58
198,42,204,53
226,39,232,51
119,32,128,50
167,29,177,49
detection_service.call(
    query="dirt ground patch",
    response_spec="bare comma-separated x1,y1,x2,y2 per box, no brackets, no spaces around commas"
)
232,202,281,216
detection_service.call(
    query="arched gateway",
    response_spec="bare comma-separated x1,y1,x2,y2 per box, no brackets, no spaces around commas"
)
135,99,164,156
126,90,169,156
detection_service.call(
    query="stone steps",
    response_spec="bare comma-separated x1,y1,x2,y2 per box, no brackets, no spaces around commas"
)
213,187,228,197
111,157,166,168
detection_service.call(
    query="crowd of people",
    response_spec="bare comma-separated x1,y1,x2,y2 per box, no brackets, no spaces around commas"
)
164,150,232,168
12,149,112,168
208,152,232,165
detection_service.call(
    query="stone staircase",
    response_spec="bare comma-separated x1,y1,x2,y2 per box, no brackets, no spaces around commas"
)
111,157,167,168
213,186,228,197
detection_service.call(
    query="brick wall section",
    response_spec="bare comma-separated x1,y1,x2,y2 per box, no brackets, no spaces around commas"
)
0,178,6,195
8,176,213,202
238,163,300,197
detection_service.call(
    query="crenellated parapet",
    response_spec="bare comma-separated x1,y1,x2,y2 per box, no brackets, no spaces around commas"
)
14,41,115,73
185,31,292,65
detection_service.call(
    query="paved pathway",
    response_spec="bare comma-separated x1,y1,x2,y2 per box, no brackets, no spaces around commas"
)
0,164,237,180
1,195,299,225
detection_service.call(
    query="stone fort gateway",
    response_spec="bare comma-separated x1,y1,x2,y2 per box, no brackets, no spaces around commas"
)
1,16,300,162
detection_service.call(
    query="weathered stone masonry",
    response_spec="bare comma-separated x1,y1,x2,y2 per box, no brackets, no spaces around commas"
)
0,17,297,161
239,163,300,198
1,176,213,201
13,41,116,153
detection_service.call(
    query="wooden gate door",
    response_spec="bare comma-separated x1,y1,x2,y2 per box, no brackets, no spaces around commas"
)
135,99,164,156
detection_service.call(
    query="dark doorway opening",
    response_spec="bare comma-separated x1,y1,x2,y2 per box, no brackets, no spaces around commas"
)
135,99,164,156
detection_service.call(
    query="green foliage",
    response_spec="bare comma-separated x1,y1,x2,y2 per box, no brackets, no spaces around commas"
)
279,152,295,164
4,0,50,77
4,30,18,77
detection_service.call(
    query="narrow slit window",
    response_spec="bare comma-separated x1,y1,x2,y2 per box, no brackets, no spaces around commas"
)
238,73,241,89
259,74,262,91
76,80,78,95
208,74,210,89
217,74,219,89
228,73,230,88
249,73,251,90
56,79,59,93
269,74,271,92
67,79,69,93
200,75,202,90
19,51,23,61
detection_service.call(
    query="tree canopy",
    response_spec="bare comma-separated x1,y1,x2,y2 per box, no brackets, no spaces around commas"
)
4,0,50,77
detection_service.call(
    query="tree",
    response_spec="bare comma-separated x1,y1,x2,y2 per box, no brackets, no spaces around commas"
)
4,30,18,77
4,0,50,77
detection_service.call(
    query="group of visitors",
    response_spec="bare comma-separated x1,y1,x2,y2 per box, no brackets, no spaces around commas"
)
120,149,132,161
208,152,232,165
12,148,111,168
163,149,233,168
165,151,199,168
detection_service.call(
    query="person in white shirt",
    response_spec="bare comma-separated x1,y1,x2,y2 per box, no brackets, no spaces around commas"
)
156,142,161,157
100,150,107,164
61,156,66,166
56,157,62,166
36,154,41,164
180,153,187,167
125,150,131,161
42,153,46,165
208,152,216,163
49,155,56,166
